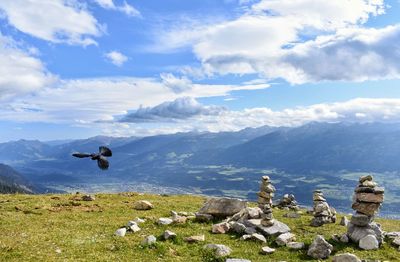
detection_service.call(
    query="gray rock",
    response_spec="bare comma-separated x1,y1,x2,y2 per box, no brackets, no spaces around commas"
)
286,242,305,250
225,259,251,262
260,246,275,255
307,235,333,259
115,228,126,237
184,235,205,243
359,235,379,250
244,227,257,235
340,216,349,226
350,213,373,226
134,217,146,223
276,232,296,246
340,234,349,243
126,221,141,232
332,253,361,262
204,244,232,257
392,237,400,246
142,235,157,245
133,200,153,210
163,230,177,240
257,220,291,236
347,222,383,244
231,222,247,234
240,234,252,241
199,197,247,217
157,217,173,225
251,233,267,243
82,195,95,201
195,212,214,222
212,222,231,234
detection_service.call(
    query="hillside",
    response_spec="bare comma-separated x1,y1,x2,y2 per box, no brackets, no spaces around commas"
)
0,193,399,261
0,164,34,194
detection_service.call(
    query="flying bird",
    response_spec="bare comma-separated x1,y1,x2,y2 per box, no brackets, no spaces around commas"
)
72,146,112,170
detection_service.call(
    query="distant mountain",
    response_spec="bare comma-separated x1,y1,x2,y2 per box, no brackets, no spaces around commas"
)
0,139,52,163
194,122,400,172
0,164,34,194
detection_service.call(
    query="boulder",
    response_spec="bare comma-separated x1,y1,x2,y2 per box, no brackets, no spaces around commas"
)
142,235,157,245
115,228,126,237
163,230,177,240
276,232,296,246
199,197,247,217
359,234,379,250
307,235,333,259
332,253,361,262
203,244,232,257
134,200,153,210
260,246,275,255
212,222,231,234
184,235,205,243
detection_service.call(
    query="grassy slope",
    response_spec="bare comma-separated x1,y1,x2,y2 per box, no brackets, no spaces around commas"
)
0,193,399,262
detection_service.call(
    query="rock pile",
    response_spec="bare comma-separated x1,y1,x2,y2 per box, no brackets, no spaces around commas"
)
258,176,276,227
347,175,384,250
275,193,299,210
310,190,336,227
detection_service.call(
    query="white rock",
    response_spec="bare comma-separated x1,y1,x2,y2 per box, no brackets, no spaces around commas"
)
276,232,296,246
261,246,276,254
251,233,267,243
127,222,141,233
286,242,305,250
134,217,146,223
142,235,157,245
158,217,173,225
203,244,232,257
163,230,177,240
332,253,361,262
115,228,126,237
359,234,379,250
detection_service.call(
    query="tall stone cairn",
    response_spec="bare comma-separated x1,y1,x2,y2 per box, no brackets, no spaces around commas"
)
347,175,385,249
257,176,276,227
310,190,336,227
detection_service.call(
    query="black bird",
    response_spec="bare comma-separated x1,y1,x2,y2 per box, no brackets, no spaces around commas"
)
72,146,112,170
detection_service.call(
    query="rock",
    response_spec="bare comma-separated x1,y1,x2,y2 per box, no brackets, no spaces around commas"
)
392,237,400,247
134,200,153,210
134,217,146,223
340,234,349,243
247,207,262,219
359,235,379,250
361,180,377,188
244,227,257,235
212,222,231,234
347,222,383,244
184,235,205,243
126,221,141,232
163,230,177,240
340,216,349,226
260,246,275,255
158,217,173,225
350,213,373,226
351,202,380,216
173,216,187,224
240,234,252,241
359,175,373,183
230,222,247,234
203,244,232,257
195,212,214,222
226,259,251,262
257,220,290,236
332,253,361,262
198,197,247,217
251,233,267,243
286,242,305,250
307,235,333,259
142,235,157,245
115,228,126,237
355,193,384,203
276,232,296,246
82,195,95,201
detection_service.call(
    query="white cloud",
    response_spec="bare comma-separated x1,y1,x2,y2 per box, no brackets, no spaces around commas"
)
0,0,102,46
105,51,128,66
0,33,55,100
94,0,140,17
160,73,193,93
120,97,226,123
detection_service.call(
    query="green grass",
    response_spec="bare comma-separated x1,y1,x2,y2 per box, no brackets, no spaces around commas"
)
0,193,399,261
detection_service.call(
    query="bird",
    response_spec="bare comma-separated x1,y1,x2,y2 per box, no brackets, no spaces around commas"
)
72,146,112,170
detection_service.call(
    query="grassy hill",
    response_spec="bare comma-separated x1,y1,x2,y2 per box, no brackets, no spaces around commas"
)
0,193,399,261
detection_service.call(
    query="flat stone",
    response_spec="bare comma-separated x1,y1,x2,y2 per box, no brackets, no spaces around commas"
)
359,175,373,183
199,197,247,217
212,222,231,234
355,193,384,203
158,217,173,225
251,233,267,243
244,227,257,235
374,187,385,194
350,213,373,226
142,235,157,245
359,235,379,250
163,230,177,240
307,235,333,259
276,232,296,246
203,244,232,257
351,202,380,216
286,242,305,250
332,253,361,262
257,220,290,236
133,200,153,210
115,228,126,237
361,180,377,188
184,235,205,243
134,217,146,223
240,234,252,241
260,246,275,255
126,221,141,232
355,186,375,193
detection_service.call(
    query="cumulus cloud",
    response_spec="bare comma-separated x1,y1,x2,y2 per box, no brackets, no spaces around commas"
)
161,73,193,93
105,51,128,66
94,0,140,17
0,0,102,46
0,33,55,100
120,97,226,123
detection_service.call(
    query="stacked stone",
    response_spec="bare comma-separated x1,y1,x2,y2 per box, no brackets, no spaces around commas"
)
310,190,336,227
276,193,299,210
347,175,384,249
257,176,276,227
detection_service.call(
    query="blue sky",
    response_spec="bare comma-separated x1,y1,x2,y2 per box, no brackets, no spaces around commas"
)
1,0,400,142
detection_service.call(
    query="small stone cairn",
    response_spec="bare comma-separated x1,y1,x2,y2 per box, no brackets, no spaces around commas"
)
275,193,299,210
258,176,276,227
347,175,384,250
310,190,336,227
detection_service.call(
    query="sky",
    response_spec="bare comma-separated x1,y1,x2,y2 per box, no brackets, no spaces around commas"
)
1,0,400,142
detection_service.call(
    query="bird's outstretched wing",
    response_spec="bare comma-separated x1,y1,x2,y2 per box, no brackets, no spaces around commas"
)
97,156,109,170
72,153,91,158
99,146,112,157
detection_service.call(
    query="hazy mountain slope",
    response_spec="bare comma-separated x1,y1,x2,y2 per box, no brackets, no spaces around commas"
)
0,164,34,194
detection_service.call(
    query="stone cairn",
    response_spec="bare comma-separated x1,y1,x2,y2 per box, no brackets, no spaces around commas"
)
275,193,299,210
310,190,336,227
258,176,276,227
347,175,384,250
